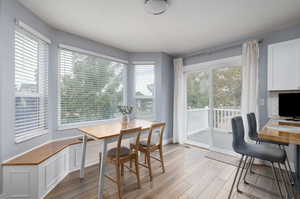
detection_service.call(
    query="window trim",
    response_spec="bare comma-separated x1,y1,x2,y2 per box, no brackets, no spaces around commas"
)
57,45,128,130
15,129,48,144
14,24,49,143
15,19,51,44
134,64,156,121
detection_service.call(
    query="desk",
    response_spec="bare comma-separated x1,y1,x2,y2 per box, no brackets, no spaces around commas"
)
259,119,300,194
78,119,153,199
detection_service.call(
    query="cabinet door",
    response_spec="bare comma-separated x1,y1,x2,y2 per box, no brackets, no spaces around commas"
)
268,39,300,91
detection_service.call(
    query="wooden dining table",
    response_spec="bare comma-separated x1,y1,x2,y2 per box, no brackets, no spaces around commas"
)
258,118,300,194
77,119,154,199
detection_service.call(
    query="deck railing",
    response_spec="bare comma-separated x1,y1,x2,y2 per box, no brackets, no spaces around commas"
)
213,108,240,131
186,108,240,135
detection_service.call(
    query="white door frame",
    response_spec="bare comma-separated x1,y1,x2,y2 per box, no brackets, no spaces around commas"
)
183,56,242,150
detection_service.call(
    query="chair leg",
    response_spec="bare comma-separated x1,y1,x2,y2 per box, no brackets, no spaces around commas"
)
236,156,248,193
129,146,133,168
115,164,122,199
135,157,141,189
121,163,124,177
280,145,295,185
283,162,297,198
159,146,165,173
249,157,255,174
285,155,295,185
271,162,284,199
243,157,252,184
146,151,153,181
228,155,244,199
278,163,290,198
144,153,147,164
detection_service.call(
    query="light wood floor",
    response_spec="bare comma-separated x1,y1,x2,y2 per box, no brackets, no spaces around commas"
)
45,144,293,199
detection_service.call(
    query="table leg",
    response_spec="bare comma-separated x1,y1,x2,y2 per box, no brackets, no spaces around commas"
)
296,145,300,197
80,135,87,179
98,139,107,199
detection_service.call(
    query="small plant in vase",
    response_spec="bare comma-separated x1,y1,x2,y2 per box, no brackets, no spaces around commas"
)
118,105,133,123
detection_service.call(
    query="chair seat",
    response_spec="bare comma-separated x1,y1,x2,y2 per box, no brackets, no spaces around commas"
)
140,140,156,147
236,143,286,163
107,147,131,158
251,136,289,146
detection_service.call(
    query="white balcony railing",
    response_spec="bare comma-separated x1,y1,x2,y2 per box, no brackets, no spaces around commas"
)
187,108,240,135
213,108,240,131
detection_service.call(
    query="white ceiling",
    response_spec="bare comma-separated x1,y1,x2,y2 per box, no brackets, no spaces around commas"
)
19,0,300,56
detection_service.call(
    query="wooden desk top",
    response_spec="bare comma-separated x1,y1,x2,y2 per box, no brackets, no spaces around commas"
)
259,119,300,145
3,138,83,166
78,119,153,140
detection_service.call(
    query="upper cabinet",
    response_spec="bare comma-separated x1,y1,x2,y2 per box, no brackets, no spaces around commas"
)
268,38,300,91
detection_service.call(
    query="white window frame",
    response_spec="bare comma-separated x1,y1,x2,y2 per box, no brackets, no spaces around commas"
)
14,21,51,143
57,45,128,130
133,63,156,121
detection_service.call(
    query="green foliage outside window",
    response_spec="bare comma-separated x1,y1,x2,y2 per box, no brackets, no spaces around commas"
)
60,51,124,125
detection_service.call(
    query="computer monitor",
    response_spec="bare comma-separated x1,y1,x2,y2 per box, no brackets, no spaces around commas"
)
279,93,300,119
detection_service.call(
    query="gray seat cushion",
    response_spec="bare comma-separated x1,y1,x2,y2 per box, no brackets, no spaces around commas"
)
107,147,131,157
257,137,289,146
235,143,286,163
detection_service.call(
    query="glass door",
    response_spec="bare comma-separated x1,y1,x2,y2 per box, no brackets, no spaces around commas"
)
184,63,242,151
211,66,242,150
185,70,211,147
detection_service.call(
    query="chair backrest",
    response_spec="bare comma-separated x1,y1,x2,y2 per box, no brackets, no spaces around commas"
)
147,122,166,146
247,112,258,140
231,116,246,152
116,127,142,159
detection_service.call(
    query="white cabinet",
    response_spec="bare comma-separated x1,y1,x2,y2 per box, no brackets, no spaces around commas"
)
268,38,300,91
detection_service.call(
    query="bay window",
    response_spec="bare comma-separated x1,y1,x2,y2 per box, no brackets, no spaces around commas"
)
58,47,126,128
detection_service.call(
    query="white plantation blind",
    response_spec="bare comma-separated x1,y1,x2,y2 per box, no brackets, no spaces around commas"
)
135,65,155,120
58,48,125,127
14,27,49,135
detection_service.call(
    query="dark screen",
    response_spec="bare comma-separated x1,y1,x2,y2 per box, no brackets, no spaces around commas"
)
279,93,300,117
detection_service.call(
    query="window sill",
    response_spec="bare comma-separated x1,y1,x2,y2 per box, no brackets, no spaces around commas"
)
57,118,122,131
15,129,48,144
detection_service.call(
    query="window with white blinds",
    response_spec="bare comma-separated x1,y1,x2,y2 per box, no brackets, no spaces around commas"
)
14,27,49,136
135,65,155,120
58,48,125,127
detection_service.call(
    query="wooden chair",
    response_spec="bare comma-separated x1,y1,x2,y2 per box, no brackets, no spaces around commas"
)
105,127,142,199
130,122,166,181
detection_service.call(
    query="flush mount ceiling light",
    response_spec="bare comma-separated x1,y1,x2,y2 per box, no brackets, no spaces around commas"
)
145,0,168,15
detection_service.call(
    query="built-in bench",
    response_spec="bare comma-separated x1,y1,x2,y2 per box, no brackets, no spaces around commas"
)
2,137,100,199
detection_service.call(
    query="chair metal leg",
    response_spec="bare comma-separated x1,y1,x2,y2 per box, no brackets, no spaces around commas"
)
278,163,291,198
271,163,284,199
228,155,244,199
237,156,248,193
249,157,255,174
285,156,295,186
280,145,295,185
243,157,252,184
283,162,297,198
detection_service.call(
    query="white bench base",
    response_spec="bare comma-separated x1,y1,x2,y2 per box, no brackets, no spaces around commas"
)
3,141,100,199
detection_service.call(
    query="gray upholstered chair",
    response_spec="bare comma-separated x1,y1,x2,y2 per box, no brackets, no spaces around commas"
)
229,116,290,199
247,112,295,185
